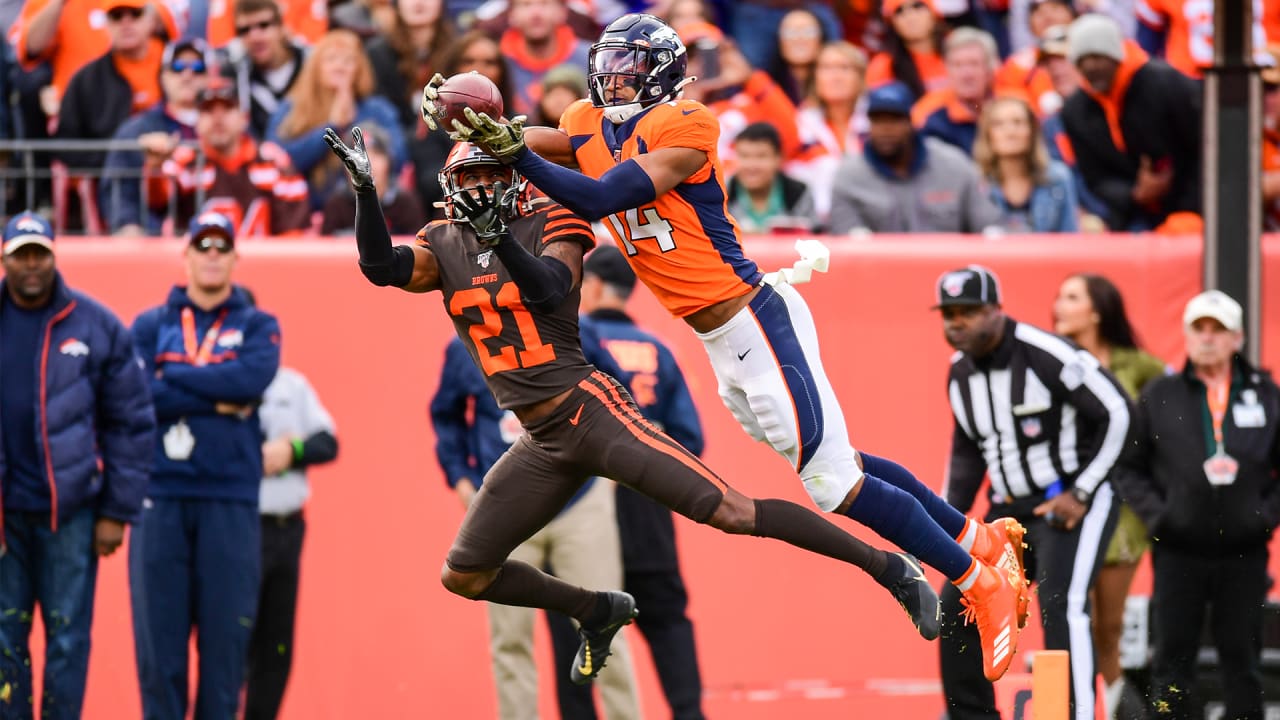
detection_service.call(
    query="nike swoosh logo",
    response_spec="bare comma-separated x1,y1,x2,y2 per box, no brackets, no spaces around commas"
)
681,109,696,116
737,349,751,361
569,404,585,426
578,645,592,676
904,555,927,583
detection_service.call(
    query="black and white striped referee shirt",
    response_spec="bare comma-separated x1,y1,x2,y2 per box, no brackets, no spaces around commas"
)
944,317,1132,511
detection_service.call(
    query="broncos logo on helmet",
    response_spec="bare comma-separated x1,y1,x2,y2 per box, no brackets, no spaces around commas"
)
436,142,534,222
588,13,691,124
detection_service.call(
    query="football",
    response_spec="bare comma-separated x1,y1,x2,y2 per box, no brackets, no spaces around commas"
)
436,71,505,129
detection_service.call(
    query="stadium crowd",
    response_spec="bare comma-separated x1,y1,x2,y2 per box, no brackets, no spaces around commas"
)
1,1,1279,720
1,0,1277,237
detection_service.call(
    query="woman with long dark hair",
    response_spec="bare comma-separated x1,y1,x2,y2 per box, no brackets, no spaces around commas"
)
365,0,455,131
1052,273,1166,719
865,0,948,99
766,8,828,105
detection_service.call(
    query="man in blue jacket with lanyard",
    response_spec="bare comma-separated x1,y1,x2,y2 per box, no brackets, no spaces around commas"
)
130,212,282,720
0,211,154,720
580,245,707,720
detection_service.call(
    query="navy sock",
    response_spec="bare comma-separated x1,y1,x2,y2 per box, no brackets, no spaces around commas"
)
843,473,974,582
861,452,968,539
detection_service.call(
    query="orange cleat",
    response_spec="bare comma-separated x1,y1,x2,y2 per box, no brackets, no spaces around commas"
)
959,561,1022,682
970,517,1030,629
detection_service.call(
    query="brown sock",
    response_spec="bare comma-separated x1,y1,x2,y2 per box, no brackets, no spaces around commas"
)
752,498,890,580
473,560,599,622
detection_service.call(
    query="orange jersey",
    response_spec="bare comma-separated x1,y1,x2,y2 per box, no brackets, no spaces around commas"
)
205,0,327,48
1135,0,1268,78
558,98,762,318
865,49,948,96
10,0,181,98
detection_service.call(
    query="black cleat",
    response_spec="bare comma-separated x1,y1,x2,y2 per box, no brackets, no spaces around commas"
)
570,591,638,685
882,553,941,641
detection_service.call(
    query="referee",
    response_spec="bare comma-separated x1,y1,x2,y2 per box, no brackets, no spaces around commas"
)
933,266,1129,720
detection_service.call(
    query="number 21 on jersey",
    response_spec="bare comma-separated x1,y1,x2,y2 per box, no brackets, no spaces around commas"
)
449,282,555,376
605,207,677,256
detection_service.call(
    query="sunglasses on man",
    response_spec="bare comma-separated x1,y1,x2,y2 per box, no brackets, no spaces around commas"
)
107,6,145,21
235,19,278,36
169,58,207,74
191,235,233,254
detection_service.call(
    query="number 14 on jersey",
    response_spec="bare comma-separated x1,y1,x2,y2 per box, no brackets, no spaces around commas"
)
605,207,677,256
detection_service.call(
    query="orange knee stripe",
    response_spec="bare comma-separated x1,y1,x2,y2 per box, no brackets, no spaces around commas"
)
594,372,726,484
582,373,727,492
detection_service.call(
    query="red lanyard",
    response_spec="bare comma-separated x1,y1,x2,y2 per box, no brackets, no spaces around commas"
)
180,307,228,366
1206,380,1230,448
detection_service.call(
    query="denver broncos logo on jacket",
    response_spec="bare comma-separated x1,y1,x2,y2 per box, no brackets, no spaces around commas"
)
559,98,761,318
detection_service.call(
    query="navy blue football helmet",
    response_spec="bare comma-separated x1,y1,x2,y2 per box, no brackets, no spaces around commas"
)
588,13,689,123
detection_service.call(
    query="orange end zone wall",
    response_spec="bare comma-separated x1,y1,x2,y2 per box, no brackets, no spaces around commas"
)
28,234,1279,718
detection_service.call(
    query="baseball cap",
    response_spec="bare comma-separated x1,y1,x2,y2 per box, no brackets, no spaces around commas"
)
866,82,916,116
1183,290,1242,332
188,211,236,246
1038,25,1070,58
882,0,937,19
197,78,238,109
933,265,1002,308
163,37,212,71
3,212,54,256
583,245,635,292
102,0,147,11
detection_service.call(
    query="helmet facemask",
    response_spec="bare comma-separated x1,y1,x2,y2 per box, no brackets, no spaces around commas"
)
588,41,686,124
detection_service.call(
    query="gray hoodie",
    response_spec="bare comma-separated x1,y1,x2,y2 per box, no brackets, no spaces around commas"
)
828,135,1001,234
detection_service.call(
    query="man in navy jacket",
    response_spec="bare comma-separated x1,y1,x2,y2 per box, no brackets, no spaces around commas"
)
129,211,281,720
0,211,154,720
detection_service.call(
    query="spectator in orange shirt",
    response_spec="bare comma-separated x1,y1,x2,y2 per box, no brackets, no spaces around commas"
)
677,21,800,177
996,0,1078,117
1136,0,1269,79
496,0,590,118
205,0,326,48
55,0,165,171
225,0,310,138
866,0,947,100
9,0,179,105
766,7,829,105
914,27,1000,155
787,40,868,221
1262,51,1280,230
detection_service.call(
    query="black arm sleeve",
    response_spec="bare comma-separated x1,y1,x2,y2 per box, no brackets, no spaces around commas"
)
491,234,573,313
354,185,415,287
293,430,338,469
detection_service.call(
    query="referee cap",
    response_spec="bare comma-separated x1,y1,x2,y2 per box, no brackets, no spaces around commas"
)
934,265,1002,308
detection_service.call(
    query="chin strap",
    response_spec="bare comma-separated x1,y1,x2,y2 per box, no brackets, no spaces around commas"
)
602,77,699,124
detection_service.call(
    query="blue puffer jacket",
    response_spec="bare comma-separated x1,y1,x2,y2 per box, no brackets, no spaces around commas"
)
131,286,281,503
0,273,155,527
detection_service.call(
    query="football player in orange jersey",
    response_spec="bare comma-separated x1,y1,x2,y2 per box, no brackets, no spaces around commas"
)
427,12,1032,682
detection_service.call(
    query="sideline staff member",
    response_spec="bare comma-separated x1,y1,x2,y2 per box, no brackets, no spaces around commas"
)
1116,290,1280,720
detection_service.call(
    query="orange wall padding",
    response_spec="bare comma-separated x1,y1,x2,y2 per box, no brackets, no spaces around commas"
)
22,233,1278,718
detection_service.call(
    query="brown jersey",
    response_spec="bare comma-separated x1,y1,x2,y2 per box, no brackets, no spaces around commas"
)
419,201,596,410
